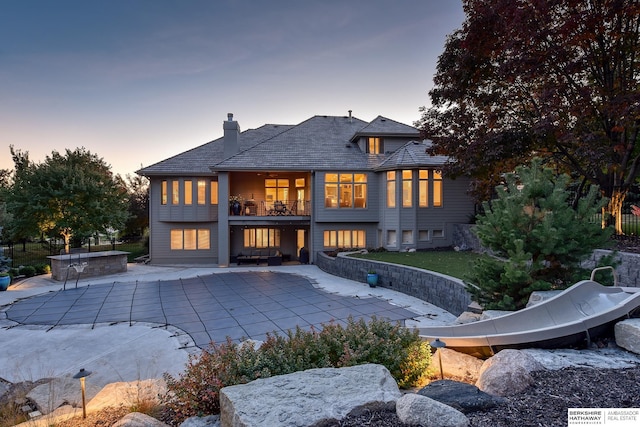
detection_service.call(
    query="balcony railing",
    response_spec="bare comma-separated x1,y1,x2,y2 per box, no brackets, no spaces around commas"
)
229,200,310,217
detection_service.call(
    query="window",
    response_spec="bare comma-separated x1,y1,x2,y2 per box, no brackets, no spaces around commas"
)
244,228,281,248
197,180,206,205
184,180,193,205
170,229,210,250
367,137,383,154
325,173,338,207
419,170,428,207
324,173,367,208
211,180,218,204
433,171,443,207
386,171,396,208
419,230,430,241
172,181,179,205
265,179,289,208
323,230,365,248
433,229,444,238
402,230,413,244
402,170,412,207
386,230,397,246
161,180,168,205
296,178,305,208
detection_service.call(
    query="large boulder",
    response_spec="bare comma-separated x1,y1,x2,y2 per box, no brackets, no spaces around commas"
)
112,412,169,427
87,379,167,412
615,318,640,355
418,379,505,414
476,349,545,397
219,364,401,427
180,415,221,427
430,348,484,382
395,393,469,427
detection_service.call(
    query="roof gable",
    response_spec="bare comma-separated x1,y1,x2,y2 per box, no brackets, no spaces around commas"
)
376,140,449,170
350,115,420,141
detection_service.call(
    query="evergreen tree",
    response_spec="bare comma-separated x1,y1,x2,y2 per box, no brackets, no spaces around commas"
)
467,159,612,310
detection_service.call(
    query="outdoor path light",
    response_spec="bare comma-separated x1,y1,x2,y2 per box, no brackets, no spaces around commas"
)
430,338,446,380
73,368,92,419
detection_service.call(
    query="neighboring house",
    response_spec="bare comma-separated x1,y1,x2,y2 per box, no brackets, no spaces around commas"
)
137,112,474,266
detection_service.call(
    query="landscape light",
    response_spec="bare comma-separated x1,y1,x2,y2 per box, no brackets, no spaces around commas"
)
430,338,446,380
73,368,92,419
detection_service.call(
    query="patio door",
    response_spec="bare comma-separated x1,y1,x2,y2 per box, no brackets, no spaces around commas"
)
296,229,306,260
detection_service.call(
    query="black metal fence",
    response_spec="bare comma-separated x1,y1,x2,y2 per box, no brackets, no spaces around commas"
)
1,237,145,269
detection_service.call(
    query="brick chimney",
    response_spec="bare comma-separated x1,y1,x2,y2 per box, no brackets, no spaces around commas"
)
223,113,240,159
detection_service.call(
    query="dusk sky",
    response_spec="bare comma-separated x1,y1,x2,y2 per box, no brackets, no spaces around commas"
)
0,0,465,177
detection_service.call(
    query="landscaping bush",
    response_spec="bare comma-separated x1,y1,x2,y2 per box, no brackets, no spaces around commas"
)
18,265,36,277
34,263,51,275
467,159,612,310
161,316,430,422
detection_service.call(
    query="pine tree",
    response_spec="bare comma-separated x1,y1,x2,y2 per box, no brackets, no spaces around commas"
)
466,159,612,310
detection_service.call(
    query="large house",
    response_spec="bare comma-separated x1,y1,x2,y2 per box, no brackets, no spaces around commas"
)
137,112,474,266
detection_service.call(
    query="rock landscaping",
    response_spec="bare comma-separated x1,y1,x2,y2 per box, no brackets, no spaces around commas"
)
5,344,640,427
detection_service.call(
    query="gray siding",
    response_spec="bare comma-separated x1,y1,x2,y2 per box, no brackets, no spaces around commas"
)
378,173,475,251
150,221,218,265
148,177,219,265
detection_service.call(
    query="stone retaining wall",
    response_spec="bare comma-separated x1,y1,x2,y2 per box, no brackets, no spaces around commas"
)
453,224,640,288
584,249,640,287
316,252,471,316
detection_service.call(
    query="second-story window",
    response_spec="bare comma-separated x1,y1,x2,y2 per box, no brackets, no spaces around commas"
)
265,178,289,208
172,181,180,205
184,180,193,205
367,137,383,154
210,180,218,204
161,180,168,205
386,171,396,208
433,170,443,207
197,180,206,205
402,170,412,207
324,173,367,208
419,170,428,207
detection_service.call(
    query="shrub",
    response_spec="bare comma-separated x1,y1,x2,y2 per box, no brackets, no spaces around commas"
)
467,159,612,310
34,263,51,275
18,265,36,277
161,316,430,422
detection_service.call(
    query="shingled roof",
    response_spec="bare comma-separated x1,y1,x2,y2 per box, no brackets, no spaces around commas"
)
212,115,379,171
138,114,430,176
137,124,293,176
349,115,420,141
376,140,449,171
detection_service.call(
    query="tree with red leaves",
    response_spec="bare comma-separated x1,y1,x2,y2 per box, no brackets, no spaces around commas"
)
416,0,640,234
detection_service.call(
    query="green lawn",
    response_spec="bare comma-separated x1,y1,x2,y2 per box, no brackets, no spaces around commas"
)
350,250,480,279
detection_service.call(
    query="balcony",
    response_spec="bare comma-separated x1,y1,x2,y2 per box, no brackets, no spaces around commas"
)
229,199,310,218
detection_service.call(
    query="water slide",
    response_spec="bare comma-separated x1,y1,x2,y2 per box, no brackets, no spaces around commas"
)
419,268,640,358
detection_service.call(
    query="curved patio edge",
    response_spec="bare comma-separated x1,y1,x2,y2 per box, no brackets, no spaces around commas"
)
316,252,471,316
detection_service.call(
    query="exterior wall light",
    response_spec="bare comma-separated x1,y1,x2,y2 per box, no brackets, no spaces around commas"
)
73,368,92,419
